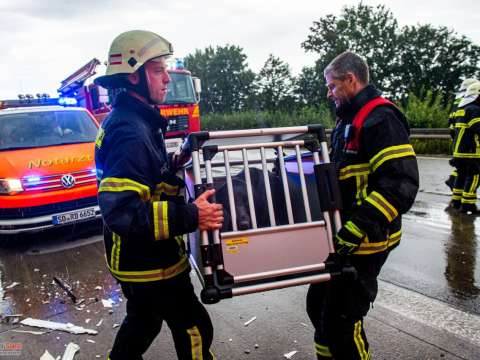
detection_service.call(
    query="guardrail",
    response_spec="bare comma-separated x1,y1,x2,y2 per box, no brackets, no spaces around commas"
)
324,128,450,140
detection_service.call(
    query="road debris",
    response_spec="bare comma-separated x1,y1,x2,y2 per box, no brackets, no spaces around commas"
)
300,322,309,327
1,314,23,324
96,319,103,327
113,323,120,328
34,268,40,272
87,339,96,344
62,342,80,360
85,319,91,324
53,277,77,303
254,344,259,349
11,329,46,335
5,282,20,289
102,299,114,308
20,318,98,335
40,350,56,360
283,350,297,359
243,316,257,326
94,286,102,290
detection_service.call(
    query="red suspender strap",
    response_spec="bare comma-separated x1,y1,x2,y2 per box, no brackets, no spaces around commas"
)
345,97,395,152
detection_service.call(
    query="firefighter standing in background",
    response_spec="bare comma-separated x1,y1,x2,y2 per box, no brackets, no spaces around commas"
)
450,82,480,214
445,78,479,195
94,30,223,360
306,52,419,359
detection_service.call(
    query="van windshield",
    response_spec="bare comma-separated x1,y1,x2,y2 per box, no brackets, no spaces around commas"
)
0,110,98,151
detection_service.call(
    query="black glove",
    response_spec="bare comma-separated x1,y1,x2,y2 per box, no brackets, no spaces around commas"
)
334,221,365,255
171,137,193,169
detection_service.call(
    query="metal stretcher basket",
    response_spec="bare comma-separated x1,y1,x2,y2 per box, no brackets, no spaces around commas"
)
185,125,343,304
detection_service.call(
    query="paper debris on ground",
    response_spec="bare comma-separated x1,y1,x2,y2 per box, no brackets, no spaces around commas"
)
112,323,120,328
40,350,56,360
11,329,46,335
102,299,114,308
96,319,103,327
20,318,98,335
85,319,90,324
94,286,102,290
283,350,297,359
61,342,80,360
243,316,257,326
5,282,20,289
1,314,23,324
300,322,309,327
87,339,96,344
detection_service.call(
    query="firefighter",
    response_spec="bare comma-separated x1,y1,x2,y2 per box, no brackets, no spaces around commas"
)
94,30,223,360
445,78,479,194
450,82,480,214
306,52,419,359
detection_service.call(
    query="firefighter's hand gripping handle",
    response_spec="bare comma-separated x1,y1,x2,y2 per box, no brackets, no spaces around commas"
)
194,189,224,231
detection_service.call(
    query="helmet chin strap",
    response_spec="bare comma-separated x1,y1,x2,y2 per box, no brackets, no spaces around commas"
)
125,66,157,105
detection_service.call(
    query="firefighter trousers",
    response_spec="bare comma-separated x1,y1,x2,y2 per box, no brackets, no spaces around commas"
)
451,160,480,210
306,253,388,359
108,272,214,360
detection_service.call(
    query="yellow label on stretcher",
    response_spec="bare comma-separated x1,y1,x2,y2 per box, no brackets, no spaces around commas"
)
225,237,249,246
226,245,239,254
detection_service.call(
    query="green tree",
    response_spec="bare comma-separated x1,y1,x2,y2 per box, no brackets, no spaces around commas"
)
294,65,328,107
255,54,294,112
301,3,480,100
396,25,480,99
302,3,400,95
185,45,255,113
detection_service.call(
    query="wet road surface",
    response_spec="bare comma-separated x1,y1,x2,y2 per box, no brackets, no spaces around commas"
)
0,157,479,359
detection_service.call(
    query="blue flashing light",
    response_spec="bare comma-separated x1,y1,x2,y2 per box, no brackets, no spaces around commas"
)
26,176,41,183
175,58,185,69
58,97,78,106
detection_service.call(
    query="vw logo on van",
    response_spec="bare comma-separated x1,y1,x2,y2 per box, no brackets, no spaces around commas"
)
61,174,76,189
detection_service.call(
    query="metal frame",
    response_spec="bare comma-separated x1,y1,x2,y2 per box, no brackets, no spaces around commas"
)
186,125,343,304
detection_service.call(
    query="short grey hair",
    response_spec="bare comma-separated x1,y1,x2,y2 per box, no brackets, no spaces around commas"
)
324,51,370,85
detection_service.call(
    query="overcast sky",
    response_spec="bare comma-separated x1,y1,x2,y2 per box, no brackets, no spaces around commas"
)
0,0,478,99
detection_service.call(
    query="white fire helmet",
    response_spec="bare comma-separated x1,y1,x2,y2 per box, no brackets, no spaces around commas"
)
95,30,173,89
458,82,480,108
455,78,479,99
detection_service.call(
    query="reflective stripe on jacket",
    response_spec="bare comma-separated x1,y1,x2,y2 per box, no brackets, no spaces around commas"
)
95,93,198,282
452,103,480,159
331,85,419,255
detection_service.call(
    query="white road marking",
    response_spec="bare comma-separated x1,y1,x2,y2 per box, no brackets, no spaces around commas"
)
376,280,480,346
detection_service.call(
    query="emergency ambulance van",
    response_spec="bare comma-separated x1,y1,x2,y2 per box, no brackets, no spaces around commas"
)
0,105,100,235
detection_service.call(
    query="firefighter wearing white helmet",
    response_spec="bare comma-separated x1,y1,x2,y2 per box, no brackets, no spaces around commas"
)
445,78,479,196
95,30,222,360
450,81,480,213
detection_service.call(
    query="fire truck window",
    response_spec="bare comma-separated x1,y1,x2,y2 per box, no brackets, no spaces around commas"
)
90,86,100,110
165,73,196,104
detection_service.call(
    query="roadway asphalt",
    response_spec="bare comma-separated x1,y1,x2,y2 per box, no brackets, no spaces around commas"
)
0,157,479,359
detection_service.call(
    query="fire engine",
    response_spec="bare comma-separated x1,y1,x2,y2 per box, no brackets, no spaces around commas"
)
57,58,202,150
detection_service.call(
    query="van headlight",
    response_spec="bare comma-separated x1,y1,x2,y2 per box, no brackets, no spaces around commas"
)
0,179,24,194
